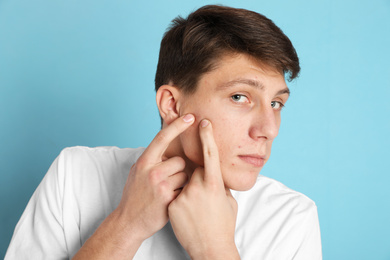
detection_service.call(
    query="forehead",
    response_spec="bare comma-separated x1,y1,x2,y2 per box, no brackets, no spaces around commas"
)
193,53,288,94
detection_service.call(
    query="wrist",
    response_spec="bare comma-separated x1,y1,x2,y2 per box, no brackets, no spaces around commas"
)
73,208,145,259
111,207,148,245
189,240,240,260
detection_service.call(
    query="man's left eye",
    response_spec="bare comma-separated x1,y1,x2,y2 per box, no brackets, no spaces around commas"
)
231,94,249,103
271,101,284,110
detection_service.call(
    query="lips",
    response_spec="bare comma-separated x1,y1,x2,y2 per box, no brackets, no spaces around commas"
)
238,154,265,167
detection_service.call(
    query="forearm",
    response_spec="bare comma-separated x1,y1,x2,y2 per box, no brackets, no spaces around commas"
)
72,208,144,260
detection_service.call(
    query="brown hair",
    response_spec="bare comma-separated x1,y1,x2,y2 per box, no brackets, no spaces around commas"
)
155,5,300,94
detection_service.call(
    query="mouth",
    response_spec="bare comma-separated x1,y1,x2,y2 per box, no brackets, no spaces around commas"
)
238,154,265,168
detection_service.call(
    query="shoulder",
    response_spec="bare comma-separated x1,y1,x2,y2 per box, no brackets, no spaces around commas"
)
53,146,146,193
58,146,145,164
55,146,147,242
234,174,316,213
260,175,317,209
233,175,321,258
232,174,319,237
55,146,145,173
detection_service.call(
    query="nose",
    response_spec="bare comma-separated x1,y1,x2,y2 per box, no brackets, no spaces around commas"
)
248,106,279,141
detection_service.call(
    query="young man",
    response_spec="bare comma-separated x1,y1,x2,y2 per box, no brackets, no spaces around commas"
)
6,5,322,259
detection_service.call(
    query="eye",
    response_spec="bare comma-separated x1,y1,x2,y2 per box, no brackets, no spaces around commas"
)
231,94,249,103
271,101,284,110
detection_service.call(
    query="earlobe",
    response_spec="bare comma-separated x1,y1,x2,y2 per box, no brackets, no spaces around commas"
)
156,85,181,125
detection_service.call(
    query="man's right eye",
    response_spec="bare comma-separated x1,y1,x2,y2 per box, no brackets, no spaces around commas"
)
231,94,249,103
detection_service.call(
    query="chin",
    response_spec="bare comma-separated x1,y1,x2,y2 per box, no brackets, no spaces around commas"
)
223,169,260,191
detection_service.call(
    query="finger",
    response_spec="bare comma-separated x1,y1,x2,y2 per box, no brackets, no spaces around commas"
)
188,166,204,185
198,119,223,183
182,167,204,195
143,114,195,163
156,156,186,178
168,171,188,191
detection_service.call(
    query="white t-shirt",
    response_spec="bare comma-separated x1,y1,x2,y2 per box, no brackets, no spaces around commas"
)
5,146,322,259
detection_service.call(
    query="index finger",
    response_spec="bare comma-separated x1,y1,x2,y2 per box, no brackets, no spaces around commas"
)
142,114,195,163
198,119,223,184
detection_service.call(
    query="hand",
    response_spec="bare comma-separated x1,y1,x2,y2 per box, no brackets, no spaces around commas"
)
73,114,195,260
168,119,240,260
115,114,195,242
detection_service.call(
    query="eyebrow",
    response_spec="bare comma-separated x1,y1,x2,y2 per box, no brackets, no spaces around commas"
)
218,78,264,90
276,87,290,96
217,78,290,97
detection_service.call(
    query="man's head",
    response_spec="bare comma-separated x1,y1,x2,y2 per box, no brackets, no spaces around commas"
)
155,5,300,94
155,5,300,191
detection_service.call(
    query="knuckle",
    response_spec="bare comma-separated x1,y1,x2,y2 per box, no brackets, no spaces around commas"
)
187,181,201,195
203,146,217,158
207,180,220,192
149,168,162,184
136,156,147,169
157,180,169,193
155,131,168,144
156,181,174,202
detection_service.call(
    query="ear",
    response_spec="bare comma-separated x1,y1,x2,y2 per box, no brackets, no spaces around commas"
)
156,85,182,125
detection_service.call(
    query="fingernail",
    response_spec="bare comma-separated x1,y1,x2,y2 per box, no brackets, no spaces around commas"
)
201,119,209,128
183,114,195,123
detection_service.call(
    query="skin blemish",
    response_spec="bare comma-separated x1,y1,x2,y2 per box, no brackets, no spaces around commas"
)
238,146,242,148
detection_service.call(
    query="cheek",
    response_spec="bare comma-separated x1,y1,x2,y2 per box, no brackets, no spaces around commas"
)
179,108,248,168
213,116,246,145
179,106,221,165
179,115,235,167
210,117,249,165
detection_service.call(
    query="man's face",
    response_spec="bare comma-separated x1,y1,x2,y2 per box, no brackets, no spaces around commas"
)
178,53,289,191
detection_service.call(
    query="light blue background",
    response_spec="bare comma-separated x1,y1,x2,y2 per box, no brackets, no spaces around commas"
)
1,0,389,259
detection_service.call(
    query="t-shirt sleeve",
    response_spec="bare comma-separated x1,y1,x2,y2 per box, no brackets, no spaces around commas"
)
5,152,70,260
293,203,322,260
